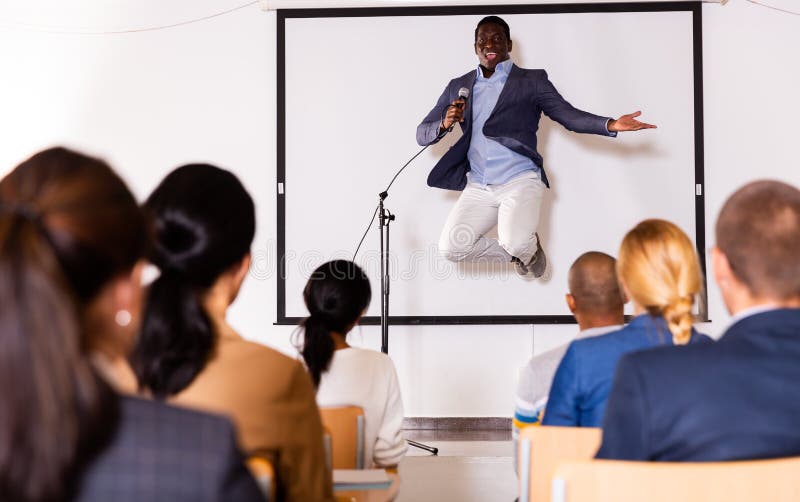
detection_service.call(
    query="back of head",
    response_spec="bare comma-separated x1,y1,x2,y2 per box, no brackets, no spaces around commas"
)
131,164,255,399
0,147,146,501
716,180,800,301
299,260,371,388
568,251,624,318
618,219,702,345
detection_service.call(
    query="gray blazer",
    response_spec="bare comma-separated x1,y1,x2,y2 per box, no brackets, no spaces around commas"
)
417,64,615,191
76,396,264,502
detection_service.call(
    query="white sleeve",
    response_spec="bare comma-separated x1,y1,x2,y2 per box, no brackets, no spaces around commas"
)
371,357,408,467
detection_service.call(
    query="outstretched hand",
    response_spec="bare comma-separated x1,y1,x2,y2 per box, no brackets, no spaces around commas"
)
608,111,656,132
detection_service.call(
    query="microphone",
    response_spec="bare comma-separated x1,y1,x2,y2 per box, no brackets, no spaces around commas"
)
455,87,470,108
445,87,470,133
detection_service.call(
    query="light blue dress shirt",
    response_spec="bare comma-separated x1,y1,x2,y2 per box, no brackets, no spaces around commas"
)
467,59,541,186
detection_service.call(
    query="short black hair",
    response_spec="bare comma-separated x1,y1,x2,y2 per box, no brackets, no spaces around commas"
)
475,16,511,42
568,251,624,315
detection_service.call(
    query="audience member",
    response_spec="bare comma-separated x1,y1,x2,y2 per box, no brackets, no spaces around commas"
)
0,147,261,501
597,180,800,461
543,219,712,427
130,164,331,501
514,252,624,450
298,260,407,468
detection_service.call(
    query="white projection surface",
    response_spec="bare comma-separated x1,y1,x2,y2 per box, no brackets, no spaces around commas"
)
280,6,702,322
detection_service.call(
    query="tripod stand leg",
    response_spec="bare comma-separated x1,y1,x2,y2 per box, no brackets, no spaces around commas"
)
378,196,438,457
406,439,439,455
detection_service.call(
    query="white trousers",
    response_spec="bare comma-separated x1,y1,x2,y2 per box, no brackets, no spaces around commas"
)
438,172,545,264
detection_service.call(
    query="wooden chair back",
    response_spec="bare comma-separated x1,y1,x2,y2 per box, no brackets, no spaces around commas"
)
552,457,800,502
517,426,602,502
246,456,276,501
320,406,366,469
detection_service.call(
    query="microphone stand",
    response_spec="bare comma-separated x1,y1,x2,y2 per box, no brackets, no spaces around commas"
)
354,114,463,458
377,189,438,456
378,190,393,355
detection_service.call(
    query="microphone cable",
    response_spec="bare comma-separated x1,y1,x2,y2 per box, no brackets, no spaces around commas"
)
352,88,469,261
352,115,458,261
351,140,437,261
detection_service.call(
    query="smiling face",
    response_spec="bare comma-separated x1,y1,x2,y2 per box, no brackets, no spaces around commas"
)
474,22,512,72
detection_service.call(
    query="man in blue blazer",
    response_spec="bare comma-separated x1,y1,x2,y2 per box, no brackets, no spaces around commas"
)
417,15,654,278
597,180,800,461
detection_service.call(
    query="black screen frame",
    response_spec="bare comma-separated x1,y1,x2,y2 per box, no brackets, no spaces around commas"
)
275,2,706,326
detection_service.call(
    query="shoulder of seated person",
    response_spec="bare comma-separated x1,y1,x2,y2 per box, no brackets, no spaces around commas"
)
622,339,713,371
219,332,288,356
121,395,234,433
345,347,394,363
218,335,303,370
570,330,619,349
693,331,714,343
531,341,571,362
334,348,397,375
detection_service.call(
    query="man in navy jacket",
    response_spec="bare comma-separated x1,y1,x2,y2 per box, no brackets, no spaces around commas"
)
597,180,800,461
417,15,654,278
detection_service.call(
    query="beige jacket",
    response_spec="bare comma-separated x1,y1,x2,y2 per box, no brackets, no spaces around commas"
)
170,329,333,502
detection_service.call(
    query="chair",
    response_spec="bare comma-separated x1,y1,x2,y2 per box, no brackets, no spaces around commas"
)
246,456,276,501
320,405,366,469
322,425,333,472
517,426,602,502
551,456,800,502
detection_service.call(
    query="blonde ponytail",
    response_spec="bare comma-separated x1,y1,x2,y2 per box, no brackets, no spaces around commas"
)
618,219,702,345
661,295,694,345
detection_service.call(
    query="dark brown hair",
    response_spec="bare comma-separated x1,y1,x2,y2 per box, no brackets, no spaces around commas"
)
0,147,147,501
716,180,800,299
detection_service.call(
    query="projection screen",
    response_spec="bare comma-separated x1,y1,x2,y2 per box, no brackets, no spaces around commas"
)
277,3,705,324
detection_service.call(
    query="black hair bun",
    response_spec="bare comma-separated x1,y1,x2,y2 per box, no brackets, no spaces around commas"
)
152,210,207,273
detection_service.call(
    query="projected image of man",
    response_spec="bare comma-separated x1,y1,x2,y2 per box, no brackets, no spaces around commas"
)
416,15,656,278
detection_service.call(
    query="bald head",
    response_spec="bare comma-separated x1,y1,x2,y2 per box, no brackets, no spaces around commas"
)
568,252,625,317
716,180,800,300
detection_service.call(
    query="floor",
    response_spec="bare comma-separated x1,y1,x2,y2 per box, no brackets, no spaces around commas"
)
395,430,517,502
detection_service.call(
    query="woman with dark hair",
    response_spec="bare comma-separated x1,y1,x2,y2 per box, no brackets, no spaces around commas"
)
131,164,331,502
299,260,407,468
0,147,261,501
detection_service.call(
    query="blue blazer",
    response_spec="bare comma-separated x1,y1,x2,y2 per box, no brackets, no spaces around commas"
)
597,309,800,462
416,64,615,191
542,315,712,428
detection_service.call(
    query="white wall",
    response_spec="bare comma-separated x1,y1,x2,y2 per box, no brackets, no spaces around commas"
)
1,0,799,417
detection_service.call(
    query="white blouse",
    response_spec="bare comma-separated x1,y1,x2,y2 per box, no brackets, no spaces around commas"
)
316,347,407,467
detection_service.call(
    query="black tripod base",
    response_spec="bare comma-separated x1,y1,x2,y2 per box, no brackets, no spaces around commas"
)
407,439,439,455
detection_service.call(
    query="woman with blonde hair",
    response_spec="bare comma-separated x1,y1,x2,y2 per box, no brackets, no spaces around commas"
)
543,219,712,427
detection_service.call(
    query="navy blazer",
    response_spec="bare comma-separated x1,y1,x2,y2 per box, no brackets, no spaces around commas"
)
542,315,712,428
597,309,800,462
416,64,615,191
